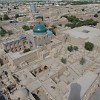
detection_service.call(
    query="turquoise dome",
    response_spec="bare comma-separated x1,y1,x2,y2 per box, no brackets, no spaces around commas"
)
33,23,47,34
47,30,53,35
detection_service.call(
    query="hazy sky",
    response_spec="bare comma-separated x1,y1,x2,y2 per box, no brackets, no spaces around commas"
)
0,0,97,2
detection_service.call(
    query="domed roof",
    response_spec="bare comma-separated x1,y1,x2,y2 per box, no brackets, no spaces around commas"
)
33,23,47,34
47,30,53,35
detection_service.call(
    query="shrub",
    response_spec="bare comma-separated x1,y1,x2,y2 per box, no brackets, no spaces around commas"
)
0,58,3,66
22,25,30,31
59,24,62,26
8,30,14,35
94,14,98,18
67,45,73,52
97,11,100,13
3,14,10,20
13,6,17,9
15,14,20,18
73,46,78,51
51,25,57,29
0,27,7,37
0,16,2,20
23,48,31,53
61,57,67,64
84,19,98,26
64,15,98,28
80,57,86,65
36,16,43,21
30,26,33,29
46,16,49,18
84,42,94,51
82,9,85,11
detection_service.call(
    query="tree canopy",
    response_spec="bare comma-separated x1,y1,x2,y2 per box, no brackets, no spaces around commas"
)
22,25,30,31
0,27,7,37
3,14,10,20
61,15,98,28
84,42,94,51
23,48,31,53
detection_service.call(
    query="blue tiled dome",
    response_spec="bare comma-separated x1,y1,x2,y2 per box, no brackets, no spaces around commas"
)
33,23,47,34
47,30,53,35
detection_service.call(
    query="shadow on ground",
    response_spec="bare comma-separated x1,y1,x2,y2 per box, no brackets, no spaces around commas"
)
68,83,81,100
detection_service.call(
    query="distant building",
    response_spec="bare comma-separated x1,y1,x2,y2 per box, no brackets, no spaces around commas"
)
30,2,37,15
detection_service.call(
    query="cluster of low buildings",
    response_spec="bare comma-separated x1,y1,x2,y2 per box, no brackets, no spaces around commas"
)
0,2,100,100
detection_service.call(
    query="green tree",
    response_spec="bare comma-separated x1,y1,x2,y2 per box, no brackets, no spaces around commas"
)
3,14,10,20
0,58,3,66
23,48,31,53
84,42,94,51
67,45,73,52
0,27,7,37
66,15,80,22
61,57,67,64
0,16,2,20
73,46,78,51
80,57,86,65
94,14,98,18
30,25,33,29
97,11,100,13
64,15,98,28
82,9,85,11
51,25,57,29
15,14,20,18
22,25,30,31
7,30,14,35
13,6,17,9
84,19,98,26
36,16,43,21
59,24,62,26
46,16,49,18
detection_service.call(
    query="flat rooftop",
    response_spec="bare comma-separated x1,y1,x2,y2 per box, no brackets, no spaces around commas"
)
64,71,98,100
7,48,37,60
66,26,100,39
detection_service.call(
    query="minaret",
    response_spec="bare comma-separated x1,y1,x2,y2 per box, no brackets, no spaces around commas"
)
30,2,37,17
